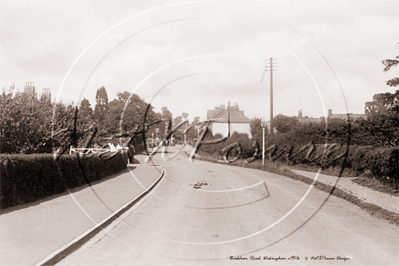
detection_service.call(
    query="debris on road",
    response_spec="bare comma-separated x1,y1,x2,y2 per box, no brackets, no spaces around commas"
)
191,182,209,189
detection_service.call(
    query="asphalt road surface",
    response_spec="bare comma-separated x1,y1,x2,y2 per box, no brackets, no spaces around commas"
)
58,145,399,266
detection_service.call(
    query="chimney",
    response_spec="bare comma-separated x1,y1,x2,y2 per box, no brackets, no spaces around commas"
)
328,109,332,117
298,109,303,118
41,88,51,102
24,81,35,94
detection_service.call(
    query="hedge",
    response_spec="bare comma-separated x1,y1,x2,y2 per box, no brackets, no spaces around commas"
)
293,144,398,184
196,136,398,185
0,151,128,210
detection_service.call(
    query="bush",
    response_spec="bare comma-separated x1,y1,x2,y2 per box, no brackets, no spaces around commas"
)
287,144,397,184
0,151,127,210
197,136,398,185
362,147,398,184
197,132,254,159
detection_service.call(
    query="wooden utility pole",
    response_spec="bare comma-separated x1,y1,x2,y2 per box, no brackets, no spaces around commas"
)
269,58,274,135
261,58,277,135
228,101,230,138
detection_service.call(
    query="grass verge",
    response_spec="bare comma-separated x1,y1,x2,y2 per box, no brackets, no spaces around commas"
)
352,176,398,196
289,163,398,196
289,163,357,177
190,152,399,226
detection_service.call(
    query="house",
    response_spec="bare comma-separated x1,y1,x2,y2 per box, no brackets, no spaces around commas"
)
327,109,367,120
207,103,252,138
24,81,35,95
297,109,324,123
41,88,51,102
297,109,367,123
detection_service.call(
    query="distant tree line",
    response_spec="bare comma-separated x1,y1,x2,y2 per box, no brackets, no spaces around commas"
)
0,85,173,154
248,89,398,148
2,47,397,153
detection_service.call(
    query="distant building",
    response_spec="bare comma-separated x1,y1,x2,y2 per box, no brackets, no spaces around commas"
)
207,103,252,138
327,109,367,120
24,82,35,95
297,109,324,123
41,88,51,102
297,109,367,123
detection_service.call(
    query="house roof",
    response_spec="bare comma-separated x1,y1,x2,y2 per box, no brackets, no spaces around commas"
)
298,117,324,123
207,109,221,120
330,114,366,120
212,109,252,123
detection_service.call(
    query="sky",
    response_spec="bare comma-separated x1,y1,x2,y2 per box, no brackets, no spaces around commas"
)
1,0,398,122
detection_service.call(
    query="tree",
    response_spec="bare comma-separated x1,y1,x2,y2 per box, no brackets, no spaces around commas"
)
94,86,109,122
76,98,94,131
365,90,399,115
364,90,399,147
116,91,131,103
185,116,201,140
273,114,298,134
250,118,265,141
382,44,399,87
0,88,55,153
193,116,200,124
161,106,173,119
156,106,172,139
101,92,159,142
173,116,182,126
79,98,93,118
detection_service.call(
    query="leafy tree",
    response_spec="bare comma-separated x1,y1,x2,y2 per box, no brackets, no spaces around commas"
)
185,116,202,141
161,106,173,119
364,90,399,147
155,106,172,139
250,117,268,142
116,91,131,103
53,101,76,130
171,116,183,141
0,83,177,153
324,117,348,144
365,90,399,115
273,114,298,134
382,45,399,87
193,116,200,124
94,86,109,122
75,98,94,135
100,92,159,143
173,116,182,126
1,88,54,153
79,98,93,118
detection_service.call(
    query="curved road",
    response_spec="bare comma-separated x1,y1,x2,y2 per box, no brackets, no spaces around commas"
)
58,145,398,265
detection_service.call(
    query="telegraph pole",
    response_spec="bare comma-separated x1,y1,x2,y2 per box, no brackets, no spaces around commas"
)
228,101,230,138
261,58,277,135
269,58,274,135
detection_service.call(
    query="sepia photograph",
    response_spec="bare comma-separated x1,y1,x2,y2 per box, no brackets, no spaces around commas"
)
1,0,398,265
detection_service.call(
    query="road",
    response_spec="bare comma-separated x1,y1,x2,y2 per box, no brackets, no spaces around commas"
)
58,145,399,266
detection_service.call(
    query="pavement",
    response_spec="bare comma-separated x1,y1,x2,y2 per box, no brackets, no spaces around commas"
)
291,169,399,214
0,155,163,266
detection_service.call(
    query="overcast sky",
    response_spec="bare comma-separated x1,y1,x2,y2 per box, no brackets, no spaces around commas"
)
1,0,398,122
